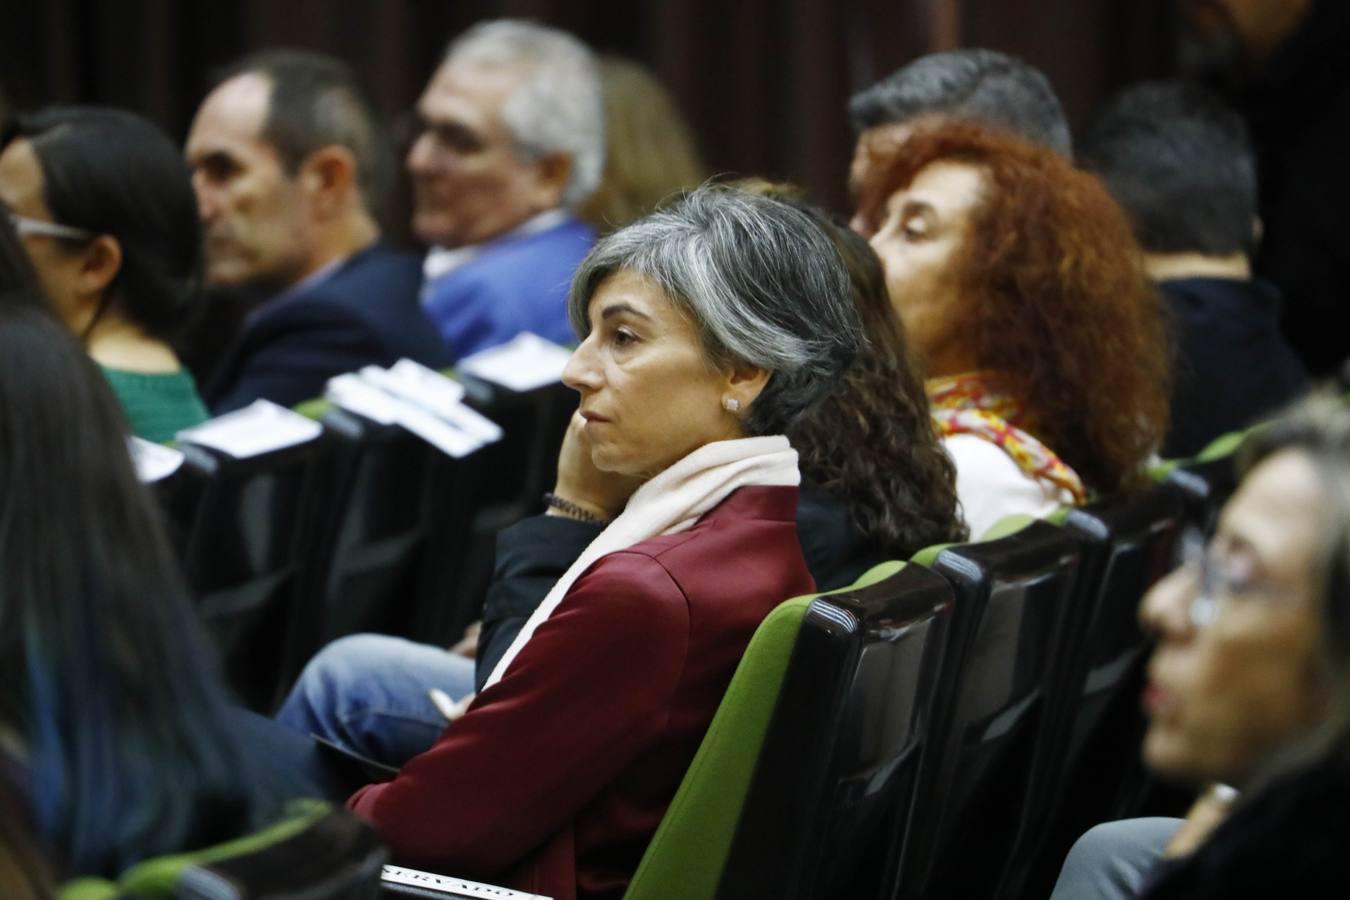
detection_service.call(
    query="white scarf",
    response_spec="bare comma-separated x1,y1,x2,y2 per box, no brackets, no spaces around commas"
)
483,435,800,689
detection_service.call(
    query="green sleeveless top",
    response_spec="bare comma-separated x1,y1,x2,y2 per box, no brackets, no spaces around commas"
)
100,366,209,444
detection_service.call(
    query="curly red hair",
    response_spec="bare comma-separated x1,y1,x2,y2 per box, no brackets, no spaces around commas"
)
856,122,1170,494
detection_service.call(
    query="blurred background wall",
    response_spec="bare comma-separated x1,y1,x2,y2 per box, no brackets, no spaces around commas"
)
0,0,1176,225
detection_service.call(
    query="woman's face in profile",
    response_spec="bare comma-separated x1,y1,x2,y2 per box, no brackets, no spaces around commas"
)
0,139,87,328
865,160,985,376
563,269,744,480
1141,449,1329,785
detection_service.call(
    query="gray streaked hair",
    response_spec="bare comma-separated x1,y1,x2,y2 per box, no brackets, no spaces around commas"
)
568,184,864,436
1225,391,1350,796
849,48,1072,156
445,20,604,207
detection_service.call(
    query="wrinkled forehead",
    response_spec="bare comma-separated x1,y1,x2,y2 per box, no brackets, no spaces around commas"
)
193,74,271,141
418,59,523,128
1220,449,1327,588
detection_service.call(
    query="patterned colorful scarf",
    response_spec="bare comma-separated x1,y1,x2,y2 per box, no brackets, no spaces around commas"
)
927,370,1086,504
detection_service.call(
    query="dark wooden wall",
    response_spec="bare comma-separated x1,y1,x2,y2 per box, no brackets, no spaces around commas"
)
0,0,1177,218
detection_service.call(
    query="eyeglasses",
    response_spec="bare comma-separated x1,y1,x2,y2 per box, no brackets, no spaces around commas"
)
8,212,95,242
1175,527,1289,628
397,111,487,157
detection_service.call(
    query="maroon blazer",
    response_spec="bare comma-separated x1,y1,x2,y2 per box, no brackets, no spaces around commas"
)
349,485,813,899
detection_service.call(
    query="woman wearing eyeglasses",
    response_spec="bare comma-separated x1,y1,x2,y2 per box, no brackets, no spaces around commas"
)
0,107,208,443
1053,392,1350,899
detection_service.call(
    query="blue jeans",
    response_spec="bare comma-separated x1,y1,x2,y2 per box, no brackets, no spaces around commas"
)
275,634,477,768
1050,817,1182,900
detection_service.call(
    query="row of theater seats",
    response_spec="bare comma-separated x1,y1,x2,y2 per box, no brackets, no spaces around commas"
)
122,443,1224,899
146,370,577,712
135,358,1238,897
623,445,1237,900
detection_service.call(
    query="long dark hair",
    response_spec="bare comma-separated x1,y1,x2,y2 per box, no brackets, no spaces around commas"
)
0,206,40,295
0,296,261,875
13,106,203,342
786,209,968,555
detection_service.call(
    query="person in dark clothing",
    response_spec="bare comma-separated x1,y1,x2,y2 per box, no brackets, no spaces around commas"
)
187,50,448,413
1178,0,1350,376
1081,79,1308,458
1051,393,1350,899
0,295,331,879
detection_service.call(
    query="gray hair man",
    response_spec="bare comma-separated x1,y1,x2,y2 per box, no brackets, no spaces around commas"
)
847,49,1071,204
412,19,605,362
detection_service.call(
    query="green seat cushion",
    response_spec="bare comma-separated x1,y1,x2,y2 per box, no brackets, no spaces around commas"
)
625,562,908,899
60,800,332,899
625,597,812,900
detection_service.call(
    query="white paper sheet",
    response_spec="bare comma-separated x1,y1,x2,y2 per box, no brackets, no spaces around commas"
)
328,370,486,458
127,436,184,482
381,866,550,899
176,399,323,459
359,363,502,444
458,332,573,392
326,373,399,426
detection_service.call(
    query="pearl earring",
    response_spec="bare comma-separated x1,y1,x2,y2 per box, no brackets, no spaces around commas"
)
723,397,740,413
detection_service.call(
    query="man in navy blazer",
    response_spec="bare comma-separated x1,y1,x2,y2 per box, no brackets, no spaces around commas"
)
188,50,450,414
409,21,604,362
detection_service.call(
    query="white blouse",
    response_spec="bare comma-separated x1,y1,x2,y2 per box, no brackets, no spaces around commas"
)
943,434,1075,538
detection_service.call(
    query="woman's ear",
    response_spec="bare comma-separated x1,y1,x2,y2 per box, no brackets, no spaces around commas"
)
77,235,122,298
723,364,770,414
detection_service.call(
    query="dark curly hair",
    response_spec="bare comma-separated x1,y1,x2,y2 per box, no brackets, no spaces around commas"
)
735,178,968,554
790,215,967,553
855,122,1171,495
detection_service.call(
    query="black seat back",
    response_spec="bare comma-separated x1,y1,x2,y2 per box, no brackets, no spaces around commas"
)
718,565,954,900
1164,454,1237,533
176,807,387,899
1001,487,1185,899
178,436,328,711
896,519,1083,900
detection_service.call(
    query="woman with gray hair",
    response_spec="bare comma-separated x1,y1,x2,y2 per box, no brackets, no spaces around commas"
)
278,185,861,896
1052,391,1350,899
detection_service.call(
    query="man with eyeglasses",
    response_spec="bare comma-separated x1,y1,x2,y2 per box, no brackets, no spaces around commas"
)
409,20,602,362
186,49,450,413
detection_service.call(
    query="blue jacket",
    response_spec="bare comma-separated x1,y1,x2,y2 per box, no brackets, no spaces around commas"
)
421,215,594,362
205,243,451,414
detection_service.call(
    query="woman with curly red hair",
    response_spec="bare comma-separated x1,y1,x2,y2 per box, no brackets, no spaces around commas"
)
853,122,1170,535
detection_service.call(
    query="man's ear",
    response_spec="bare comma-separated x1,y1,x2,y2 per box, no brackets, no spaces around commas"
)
77,235,122,298
724,364,771,413
301,145,358,219
528,151,573,211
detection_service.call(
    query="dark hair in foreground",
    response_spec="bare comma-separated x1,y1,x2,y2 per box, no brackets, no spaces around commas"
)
13,107,203,341
0,209,40,295
849,48,1072,156
734,181,968,554
568,184,864,436
855,122,1170,495
0,297,265,876
1080,80,1257,257
214,49,394,211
